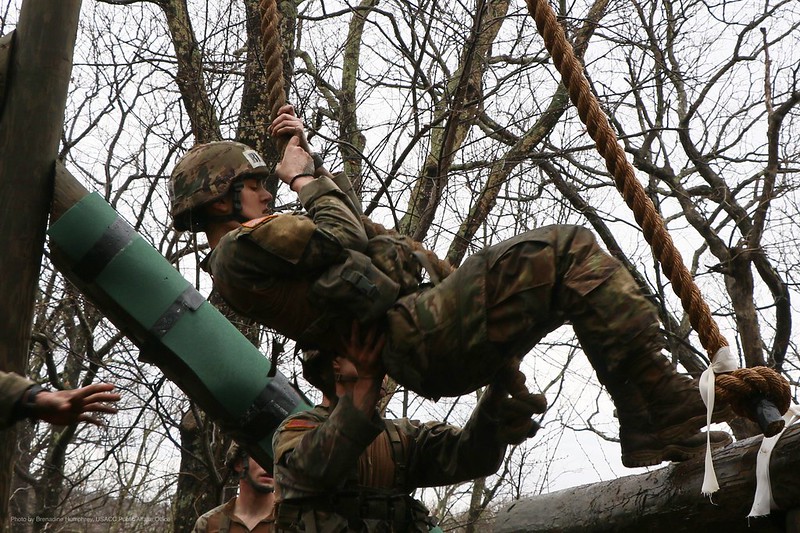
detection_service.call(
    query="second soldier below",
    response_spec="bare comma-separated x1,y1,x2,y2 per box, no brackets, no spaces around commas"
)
270,323,546,532
193,443,276,532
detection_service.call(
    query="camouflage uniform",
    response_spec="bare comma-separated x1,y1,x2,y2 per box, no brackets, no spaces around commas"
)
0,371,36,429
271,393,508,532
206,177,647,399
207,176,367,348
175,143,732,468
192,498,275,533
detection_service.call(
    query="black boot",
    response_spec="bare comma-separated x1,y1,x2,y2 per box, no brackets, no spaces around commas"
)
589,331,733,467
559,235,733,466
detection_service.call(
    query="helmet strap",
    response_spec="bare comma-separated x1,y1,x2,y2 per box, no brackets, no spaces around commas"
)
231,180,244,216
200,213,244,228
239,455,275,494
228,453,250,484
229,180,254,224
201,180,251,228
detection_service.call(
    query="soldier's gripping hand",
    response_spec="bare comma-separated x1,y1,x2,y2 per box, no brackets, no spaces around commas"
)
332,321,387,415
337,321,386,383
275,135,316,192
483,367,547,445
268,104,304,139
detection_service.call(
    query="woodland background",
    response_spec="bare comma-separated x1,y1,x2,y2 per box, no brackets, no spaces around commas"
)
1,0,799,530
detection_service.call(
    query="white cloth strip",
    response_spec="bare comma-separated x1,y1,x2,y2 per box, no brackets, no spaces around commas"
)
699,345,739,495
748,405,800,517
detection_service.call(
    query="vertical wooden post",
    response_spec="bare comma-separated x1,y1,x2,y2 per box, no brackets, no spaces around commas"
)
0,0,81,527
786,509,800,533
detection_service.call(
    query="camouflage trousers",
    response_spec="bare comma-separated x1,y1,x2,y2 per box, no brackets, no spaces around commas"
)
383,224,661,398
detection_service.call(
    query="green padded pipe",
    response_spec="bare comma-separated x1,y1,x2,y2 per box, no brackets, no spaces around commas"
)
48,192,311,467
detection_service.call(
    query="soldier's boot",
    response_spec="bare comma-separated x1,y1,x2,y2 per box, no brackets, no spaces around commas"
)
622,345,734,432
601,343,734,467
570,264,732,467
583,336,733,467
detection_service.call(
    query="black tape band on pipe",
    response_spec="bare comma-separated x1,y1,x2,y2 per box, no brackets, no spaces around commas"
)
237,372,299,440
149,285,206,339
72,216,135,282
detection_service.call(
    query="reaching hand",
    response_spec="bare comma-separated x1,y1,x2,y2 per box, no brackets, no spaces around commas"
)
269,104,315,156
484,366,547,445
32,383,120,427
332,322,387,413
346,321,387,380
268,105,304,139
275,135,315,189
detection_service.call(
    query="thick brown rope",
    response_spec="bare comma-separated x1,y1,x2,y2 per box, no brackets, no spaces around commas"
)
717,366,791,417
259,0,289,155
525,0,789,419
258,0,454,283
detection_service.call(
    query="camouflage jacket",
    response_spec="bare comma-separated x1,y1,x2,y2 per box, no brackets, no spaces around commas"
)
0,371,35,429
271,394,509,531
192,497,274,533
207,176,369,351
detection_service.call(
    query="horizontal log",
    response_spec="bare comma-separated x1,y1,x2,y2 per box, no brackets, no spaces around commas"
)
494,424,800,532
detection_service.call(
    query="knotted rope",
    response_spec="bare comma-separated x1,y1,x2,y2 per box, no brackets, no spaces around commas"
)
717,366,790,419
524,0,790,429
257,0,790,425
259,0,289,155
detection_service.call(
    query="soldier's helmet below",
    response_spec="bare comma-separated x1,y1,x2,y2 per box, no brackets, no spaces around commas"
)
170,140,270,232
302,350,336,398
225,442,273,475
225,442,244,470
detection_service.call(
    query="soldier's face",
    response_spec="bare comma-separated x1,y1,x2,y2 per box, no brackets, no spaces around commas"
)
239,177,273,220
243,457,274,494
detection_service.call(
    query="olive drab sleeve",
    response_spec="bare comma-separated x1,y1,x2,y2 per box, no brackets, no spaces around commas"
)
191,500,232,533
190,511,208,533
395,394,510,489
330,171,363,215
241,214,318,265
0,371,35,429
210,176,367,276
274,398,384,492
298,176,367,257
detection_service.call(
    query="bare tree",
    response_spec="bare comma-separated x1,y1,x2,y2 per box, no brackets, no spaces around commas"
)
1,0,798,529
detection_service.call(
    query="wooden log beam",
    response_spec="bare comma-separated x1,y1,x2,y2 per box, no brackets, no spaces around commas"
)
494,425,800,532
0,0,82,528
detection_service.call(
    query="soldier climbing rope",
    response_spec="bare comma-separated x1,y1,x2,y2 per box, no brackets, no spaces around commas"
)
249,0,790,438
165,1,745,471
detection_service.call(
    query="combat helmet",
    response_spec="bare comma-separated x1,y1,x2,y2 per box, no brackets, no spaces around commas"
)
170,140,270,231
225,441,273,477
225,442,248,472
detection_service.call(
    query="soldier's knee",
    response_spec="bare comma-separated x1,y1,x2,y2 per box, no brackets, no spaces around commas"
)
569,225,599,247
551,225,605,263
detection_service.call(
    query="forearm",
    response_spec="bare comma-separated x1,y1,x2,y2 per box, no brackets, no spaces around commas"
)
298,177,367,252
347,378,383,415
282,397,382,487
0,372,35,429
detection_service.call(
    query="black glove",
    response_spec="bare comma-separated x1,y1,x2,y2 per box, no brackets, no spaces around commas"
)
484,367,547,445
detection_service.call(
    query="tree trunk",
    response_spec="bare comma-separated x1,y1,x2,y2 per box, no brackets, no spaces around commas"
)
0,0,81,528
159,0,220,143
494,425,800,532
172,409,226,533
465,476,486,533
